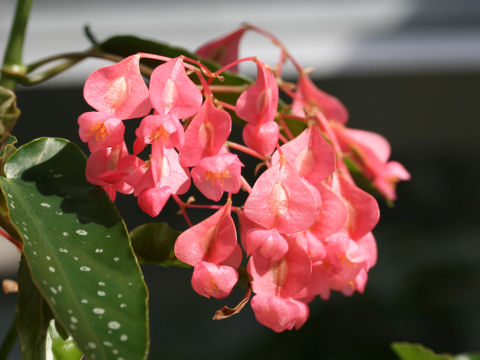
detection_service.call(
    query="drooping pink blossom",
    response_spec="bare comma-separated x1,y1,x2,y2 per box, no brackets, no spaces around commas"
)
291,74,348,124
235,59,279,125
191,261,239,299
271,125,335,184
133,145,190,217
149,57,203,118
247,235,312,332
85,143,133,201
191,152,244,201
244,157,321,234
250,294,309,333
242,121,279,158
175,201,241,299
78,111,125,152
331,123,411,201
179,96,232,167
196,27,247,72
174,201,239,267
83,55,151,120
133,113,184,154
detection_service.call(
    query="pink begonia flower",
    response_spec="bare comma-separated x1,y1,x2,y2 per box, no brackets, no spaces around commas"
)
83,55,151,120
191,152,244,201
235,60,279,125
242,121,279,158
245,227,289,263
133,113,184,154
85,143,133,201
149,57,202,118
247,235,311,332
174,201,241,298
78,111,125,152
174,201,239,266
271,125,335,184
179,96,232,167
244,157,321,234
133,145,190,217
196,27,247,72
250,294,309,333
291,74,348,124
248,235,311,299
331,122,411,201
191,261,239,299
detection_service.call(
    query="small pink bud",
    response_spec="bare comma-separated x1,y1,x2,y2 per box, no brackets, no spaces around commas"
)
78,111,125,152
242,121,279,158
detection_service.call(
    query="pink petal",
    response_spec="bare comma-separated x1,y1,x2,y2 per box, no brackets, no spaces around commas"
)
134,113,184,154
272,125,335,184
84,55,150,119
242,121,279,158
336,174,380,240
137,186,171,217
174,202,238,266
292,75,348,124
191,152,243,201
244,158,321,234
309,182,348,240
250,294,309,332
196,27,246,72
149,57,202,118
179,96,232,167
248,235,311,298
246,227,289,262
191,261,238,299
235,60,278,124
78,111,125,152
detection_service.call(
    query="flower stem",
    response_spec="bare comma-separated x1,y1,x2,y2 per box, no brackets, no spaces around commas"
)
0,316,17,360
0,0,34,90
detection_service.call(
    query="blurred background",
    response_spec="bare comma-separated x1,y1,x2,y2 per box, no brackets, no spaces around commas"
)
1,0,480,359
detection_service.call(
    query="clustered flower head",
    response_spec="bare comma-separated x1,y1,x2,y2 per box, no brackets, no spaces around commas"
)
78,25,410,333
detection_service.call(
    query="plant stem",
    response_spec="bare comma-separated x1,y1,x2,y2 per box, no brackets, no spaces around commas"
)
0,316,18,360
0,0,34,90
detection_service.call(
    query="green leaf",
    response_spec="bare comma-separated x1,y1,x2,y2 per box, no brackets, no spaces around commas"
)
130,222,186,267
0,137,149,360
392,342,454,360
47,319,83,360
0,86,21,138
454,354,480,360
17,256,54,360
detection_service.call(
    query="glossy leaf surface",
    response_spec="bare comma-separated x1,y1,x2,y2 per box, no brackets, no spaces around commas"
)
0,137,149,360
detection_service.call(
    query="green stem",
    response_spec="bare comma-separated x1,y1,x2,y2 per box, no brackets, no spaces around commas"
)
0,0,34,90
0,316,18,360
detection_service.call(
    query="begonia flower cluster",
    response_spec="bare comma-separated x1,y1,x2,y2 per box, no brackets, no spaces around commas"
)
78,25,410,333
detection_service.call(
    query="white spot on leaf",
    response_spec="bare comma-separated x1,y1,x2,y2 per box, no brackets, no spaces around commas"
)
93,308,105,315
76,229,87,236
80,266,91,272
40,203,50,208
108,321,121,330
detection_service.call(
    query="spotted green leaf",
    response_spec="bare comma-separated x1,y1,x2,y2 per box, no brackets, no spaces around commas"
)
129,222,186,267
0,137,149,360
392,342,453,360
